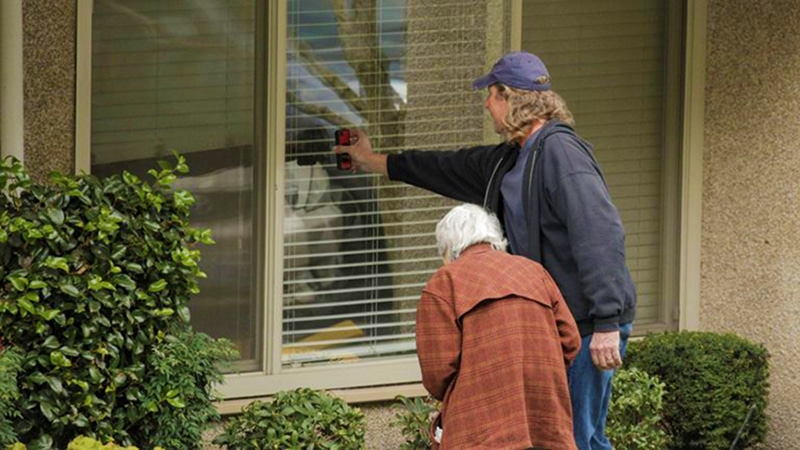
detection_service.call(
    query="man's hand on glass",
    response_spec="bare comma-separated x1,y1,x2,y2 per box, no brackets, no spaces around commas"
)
333,129,388,176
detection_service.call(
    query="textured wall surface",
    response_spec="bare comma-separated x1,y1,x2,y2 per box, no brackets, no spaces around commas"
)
23,0,76,181
361,401,406,449
703,1,800,448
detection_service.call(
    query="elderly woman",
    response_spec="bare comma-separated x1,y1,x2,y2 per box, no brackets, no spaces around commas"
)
416,204,582,449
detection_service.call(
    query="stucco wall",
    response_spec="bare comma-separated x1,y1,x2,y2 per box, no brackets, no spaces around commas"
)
23,0,76,181
702,1,800,448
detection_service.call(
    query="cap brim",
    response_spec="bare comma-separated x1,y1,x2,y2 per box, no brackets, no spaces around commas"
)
472,73,496,90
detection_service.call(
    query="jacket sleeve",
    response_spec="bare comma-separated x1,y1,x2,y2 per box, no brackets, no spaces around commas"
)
543,271,581,366
416,289,460,401
545,134,631,332
386,144,501,205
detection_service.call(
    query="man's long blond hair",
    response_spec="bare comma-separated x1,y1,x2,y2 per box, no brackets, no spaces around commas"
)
496,84,575,142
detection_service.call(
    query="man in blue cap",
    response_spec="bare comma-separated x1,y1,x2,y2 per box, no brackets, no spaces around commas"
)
337,51,636,450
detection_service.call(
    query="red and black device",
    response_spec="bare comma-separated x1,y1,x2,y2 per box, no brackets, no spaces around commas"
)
334,128,353,170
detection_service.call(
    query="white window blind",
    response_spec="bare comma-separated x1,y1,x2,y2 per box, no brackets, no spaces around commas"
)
90,0,261,367
282,0,509,366
522,0,672,326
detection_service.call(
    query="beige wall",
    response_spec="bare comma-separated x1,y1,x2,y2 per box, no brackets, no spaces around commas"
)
23,0,76,181
702,1,800,448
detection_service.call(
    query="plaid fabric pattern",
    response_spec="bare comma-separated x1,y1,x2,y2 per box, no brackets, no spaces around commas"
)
417,244,581,449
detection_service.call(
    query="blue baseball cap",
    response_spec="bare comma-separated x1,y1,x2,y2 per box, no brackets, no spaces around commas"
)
472,51,551,91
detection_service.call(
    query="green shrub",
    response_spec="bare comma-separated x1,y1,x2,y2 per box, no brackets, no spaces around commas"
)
626,331,769,450
6,435,164,450
0,347,23,446
65,436,141,450
607,367,669,450
0,156,237,448
128,330,237,448
391,395,439,450
213,388,366,449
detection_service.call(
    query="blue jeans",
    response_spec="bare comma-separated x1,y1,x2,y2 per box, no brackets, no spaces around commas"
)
567,322,633,450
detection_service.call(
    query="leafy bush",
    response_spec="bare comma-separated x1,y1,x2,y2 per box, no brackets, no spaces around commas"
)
65,436,141,450
606,367,669,450
0,156,237,448
213,388,366,449
0,347,23,446
7,435,164,450
127,330,237,448
391,395,440,450
626,332,769,450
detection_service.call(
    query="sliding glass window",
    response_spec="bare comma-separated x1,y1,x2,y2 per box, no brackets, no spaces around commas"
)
90,0,261,369
282,0,510,367
88,0,510,392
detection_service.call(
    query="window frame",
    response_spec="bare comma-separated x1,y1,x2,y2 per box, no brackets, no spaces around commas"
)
73,0,707,401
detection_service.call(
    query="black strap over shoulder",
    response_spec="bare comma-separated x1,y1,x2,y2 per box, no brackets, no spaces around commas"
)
520,119,580,260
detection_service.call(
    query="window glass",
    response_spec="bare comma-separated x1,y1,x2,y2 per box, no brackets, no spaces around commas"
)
283,0,509,366
90,0,511,374
90,0,260,367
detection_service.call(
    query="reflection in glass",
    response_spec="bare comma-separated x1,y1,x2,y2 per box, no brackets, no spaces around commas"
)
90,0,260,369
283,1,415,366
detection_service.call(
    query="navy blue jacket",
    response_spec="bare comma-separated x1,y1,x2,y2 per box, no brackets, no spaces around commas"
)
387,121,636,336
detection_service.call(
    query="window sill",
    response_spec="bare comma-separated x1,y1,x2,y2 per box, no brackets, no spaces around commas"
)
215,382,428,415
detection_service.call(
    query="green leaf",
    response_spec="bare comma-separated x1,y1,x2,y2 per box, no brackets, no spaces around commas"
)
178,305,191,322
148,279,168,292
159,173,177,185
113,371,128,386
122,171,140,185
88,275,115,292
29,432,54,450
81,322,95,338
173,190,195,208
37,309,60,322
70,378,90,391
9,275,29,291
50,350,72,368
46,207,65,226
96,316,111,328
59,283,80,298
73,414,89,428
17,296,35,315
44,256,70,273
46,376,64,395
29,372,48,384
111,245,127,260
42,335,61,349
154,308,174,317
166,395,186,409
60,346,79,357
113,274,137,291
123,262,144,274
29,280,48,289
88,366,103,383
38,401,56,422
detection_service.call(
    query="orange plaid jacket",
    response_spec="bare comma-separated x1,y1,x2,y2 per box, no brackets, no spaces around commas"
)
416,244,581,449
